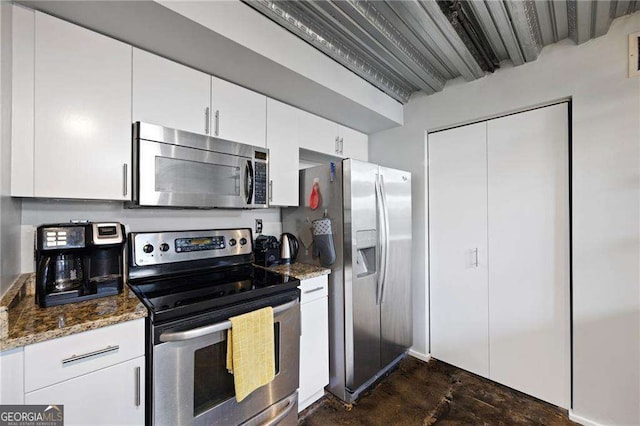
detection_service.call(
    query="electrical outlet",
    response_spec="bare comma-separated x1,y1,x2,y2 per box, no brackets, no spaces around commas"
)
255,219,263,234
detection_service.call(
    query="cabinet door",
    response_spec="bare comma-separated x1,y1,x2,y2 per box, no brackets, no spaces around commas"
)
11,4,35,197
299,296,329,411
298,110,339,156
25,357,145,426
211,76,266,147
133,48,210,135
487,103,570,408
34,12,132,201
266,99,299,206
0,348,24,404
338,125,368,161
428,122,489,378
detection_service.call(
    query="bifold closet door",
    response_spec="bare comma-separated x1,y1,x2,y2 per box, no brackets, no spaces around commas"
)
487,103,570,408
429,123,489,378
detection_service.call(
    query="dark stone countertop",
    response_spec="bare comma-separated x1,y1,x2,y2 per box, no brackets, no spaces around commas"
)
0,273,147,352
264,262,331,281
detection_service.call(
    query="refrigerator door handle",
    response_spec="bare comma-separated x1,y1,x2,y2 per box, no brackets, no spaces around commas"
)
375,174,387,305
379,173,391,304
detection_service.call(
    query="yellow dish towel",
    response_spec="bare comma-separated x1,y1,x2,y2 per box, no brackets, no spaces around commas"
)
226,307,275,402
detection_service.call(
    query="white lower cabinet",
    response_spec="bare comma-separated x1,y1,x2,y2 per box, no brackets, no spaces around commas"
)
298,276,329,412
25,357,145,426
0,348,24,404
21,319,145,425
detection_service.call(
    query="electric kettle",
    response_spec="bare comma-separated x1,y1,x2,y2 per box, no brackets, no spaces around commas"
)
279,233,300,265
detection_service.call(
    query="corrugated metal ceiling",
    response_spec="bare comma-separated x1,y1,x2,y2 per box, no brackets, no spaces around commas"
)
243,0,640,103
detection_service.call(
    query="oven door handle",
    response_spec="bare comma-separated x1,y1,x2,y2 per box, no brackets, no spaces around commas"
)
159,299,298,343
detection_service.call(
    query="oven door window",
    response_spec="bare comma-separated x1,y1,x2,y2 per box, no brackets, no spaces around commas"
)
193,323,281,416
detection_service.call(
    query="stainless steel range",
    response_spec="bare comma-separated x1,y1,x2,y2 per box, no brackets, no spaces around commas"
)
127,228,300,426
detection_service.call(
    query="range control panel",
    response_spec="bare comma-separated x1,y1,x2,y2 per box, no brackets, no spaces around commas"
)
131,228,252,266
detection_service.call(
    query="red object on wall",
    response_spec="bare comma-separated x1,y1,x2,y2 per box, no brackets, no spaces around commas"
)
309,179,320,210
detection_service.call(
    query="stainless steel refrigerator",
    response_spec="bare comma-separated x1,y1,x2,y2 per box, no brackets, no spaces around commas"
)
282,159,412,403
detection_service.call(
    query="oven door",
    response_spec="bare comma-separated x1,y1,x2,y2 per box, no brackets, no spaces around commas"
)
153,299,300,426
137,139,255,208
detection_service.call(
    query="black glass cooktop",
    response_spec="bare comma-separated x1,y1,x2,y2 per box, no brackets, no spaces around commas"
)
128,265,299,322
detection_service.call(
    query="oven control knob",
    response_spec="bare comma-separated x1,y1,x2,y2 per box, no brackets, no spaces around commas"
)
159,243,170,252
228,239,237,247
142,244,154,254
239,238,247,246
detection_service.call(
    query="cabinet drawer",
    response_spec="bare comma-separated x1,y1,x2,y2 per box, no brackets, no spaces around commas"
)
299,276,328,304
25,319,145,392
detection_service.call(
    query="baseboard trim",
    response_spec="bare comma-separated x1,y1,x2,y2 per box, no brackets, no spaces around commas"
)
408,349,431,362
568,410,605,426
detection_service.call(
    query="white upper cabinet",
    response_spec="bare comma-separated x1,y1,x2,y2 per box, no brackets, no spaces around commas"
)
211,76,266,147
298,112,368,160
11,5,35,197
338,125,368,161
266,99,299,206
133,48,211,135
34,12,132,200
298,110,339,156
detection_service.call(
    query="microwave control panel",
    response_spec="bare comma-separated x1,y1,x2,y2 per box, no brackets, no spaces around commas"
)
254,161,267,205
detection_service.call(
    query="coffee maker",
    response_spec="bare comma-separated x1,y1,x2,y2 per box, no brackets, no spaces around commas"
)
35,222,126,308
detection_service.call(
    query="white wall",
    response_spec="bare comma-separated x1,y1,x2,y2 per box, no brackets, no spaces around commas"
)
0,2,22,297
369,13,640,426
19,200,282,273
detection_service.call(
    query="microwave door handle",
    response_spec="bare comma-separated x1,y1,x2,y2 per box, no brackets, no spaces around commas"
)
158,299,298,342
245,160,254,205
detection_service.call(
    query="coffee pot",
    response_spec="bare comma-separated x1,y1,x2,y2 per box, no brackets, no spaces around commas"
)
51,254,84,292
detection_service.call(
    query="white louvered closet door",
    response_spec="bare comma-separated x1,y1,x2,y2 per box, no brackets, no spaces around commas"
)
487,103,570,408
428,122,489,378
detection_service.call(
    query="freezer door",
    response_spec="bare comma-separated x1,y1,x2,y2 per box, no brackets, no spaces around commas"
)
343,159,381,392
379,166,413,367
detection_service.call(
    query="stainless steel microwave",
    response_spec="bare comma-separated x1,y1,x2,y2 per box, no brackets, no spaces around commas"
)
129,122,268,209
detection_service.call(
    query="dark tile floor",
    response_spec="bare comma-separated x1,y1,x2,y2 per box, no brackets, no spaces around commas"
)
299,357,577,425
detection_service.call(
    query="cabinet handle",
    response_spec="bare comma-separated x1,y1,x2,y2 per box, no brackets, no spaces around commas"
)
335,136,339,154
474,248,479,267
205,107,210,134
62,345,119,365
269,180,273,202
214,110,220,136
304,286,324,294
122,164,128,197
135,366,141,407
340,137,344,155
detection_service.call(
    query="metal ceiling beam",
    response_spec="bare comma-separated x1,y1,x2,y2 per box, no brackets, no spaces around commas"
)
243,0,640,103
365,0,456,79
485,1,525,66
465,1,509,60
504,0,543,62
304,0,445,93
242,0,414,102
386,0,484,81
534,1,558,46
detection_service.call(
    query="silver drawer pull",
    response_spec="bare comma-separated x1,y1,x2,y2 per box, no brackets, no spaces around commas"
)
62,345,119,365
134,366,141,407
304,286,325,294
